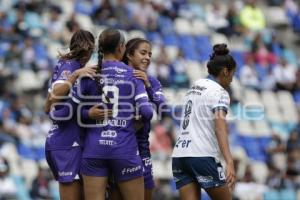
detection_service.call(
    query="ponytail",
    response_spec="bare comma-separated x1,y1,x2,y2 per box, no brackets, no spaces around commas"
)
96,45,110,103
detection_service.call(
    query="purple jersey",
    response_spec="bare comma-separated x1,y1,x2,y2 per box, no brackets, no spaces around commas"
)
72,61,153,159
136,76,166,157
46,59,84,150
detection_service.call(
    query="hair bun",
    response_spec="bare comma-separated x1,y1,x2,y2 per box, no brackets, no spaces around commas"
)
213,43,229,56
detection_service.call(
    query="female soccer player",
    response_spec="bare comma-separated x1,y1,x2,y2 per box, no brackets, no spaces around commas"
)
70,28,153,200
124,38,166,200
45,30,109,200
172,44,236,200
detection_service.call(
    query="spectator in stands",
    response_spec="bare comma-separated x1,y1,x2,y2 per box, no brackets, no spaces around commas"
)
239,55,260,90
206,1,230,36
114,0,132,30
92,0,117,27
4,41,22,75
150,122,173,160
46,5,64,41
267,134,286,170
226,2,245,37
130,0,158,31
155,46,171,87
273,58,296,91
171,50,190,88
251,33,277,65
30,166,52,200
240,0,266,32
0,157,17,199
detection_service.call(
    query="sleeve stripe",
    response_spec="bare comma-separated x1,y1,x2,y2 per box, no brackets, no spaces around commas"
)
155,91,163,95
212,106,228,114
135,93,148,101
72,96,81,104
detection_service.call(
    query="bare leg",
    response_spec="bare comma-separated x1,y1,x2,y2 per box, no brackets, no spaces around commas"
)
205,185,231,200
59,181,83,200
118,177,144,200
179,182,200,200
82,175,108,200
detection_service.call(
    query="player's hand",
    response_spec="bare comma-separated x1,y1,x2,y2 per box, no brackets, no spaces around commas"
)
88,104,113,120
226,161,236,192
134,115,144,131
133,70,151,88
75,65,97,79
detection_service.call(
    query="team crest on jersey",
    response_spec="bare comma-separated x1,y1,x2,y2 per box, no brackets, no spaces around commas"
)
60,70,72,80
182,100,193,130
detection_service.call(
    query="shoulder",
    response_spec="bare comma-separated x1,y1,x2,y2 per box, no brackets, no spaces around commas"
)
59,59,81,72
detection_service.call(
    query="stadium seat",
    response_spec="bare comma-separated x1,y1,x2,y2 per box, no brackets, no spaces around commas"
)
265,107,283,124
265,7,289,27
128,30,146,40
21,159,38,189
174,18,192,35
191,19,210,35
162,88,176,105
237,120,254,136
165,45,179,62
75,14,94,31
253,121,271,137
186,60,205,83
16,70,43,91
279,189,296,200
211,33,229,46
264,190,280,200
47,42,64,60
230,78,243,102
277,91,299,124
251,161,269,184
152,160,172,179
261,91,279,108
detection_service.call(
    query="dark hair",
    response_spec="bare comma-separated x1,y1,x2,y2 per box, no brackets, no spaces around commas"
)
207,44,236,77
59,29,95,65
122,38,151,64
97,28,125,101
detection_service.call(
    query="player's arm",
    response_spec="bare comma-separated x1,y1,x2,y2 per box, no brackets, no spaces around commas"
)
134,71,168,114
214,110,235,191
44,65,97,113
135,79,153,121
212,91,235,191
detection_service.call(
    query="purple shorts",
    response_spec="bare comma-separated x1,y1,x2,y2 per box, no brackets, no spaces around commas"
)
81,155,143,182
45,147,82,183
141,156,155,189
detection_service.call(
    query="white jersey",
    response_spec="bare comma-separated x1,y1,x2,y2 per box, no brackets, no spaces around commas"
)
172,78,230,159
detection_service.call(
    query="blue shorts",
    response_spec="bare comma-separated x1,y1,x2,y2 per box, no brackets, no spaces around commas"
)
141,156,155,189
81,155,143,182
172,157,226,189
45,147,82,183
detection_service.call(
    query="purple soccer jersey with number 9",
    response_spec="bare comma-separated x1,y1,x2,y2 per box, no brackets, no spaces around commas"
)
72,61,153,159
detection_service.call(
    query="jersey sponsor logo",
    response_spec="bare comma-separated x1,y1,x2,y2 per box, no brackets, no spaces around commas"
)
99,139,116,146
96,119,127,127
142,157,152,167
186,85,206,96
121,165,142,175
172,169,183,173
58,171,73,177
101,130,117,138
196,175,213,183
50,124,59,132
217,167,226,180
59,70,72,80
175,137,192,148
182,100,192,130
72,142,79,147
